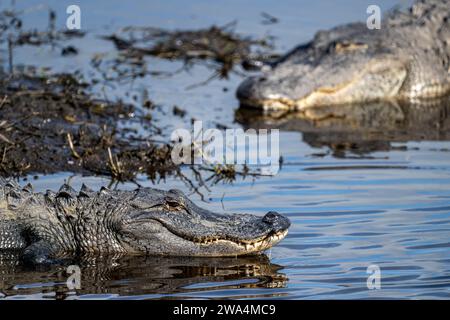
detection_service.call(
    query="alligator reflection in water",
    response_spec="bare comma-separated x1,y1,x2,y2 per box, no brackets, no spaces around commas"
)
0,253,287,299
236,98,450,155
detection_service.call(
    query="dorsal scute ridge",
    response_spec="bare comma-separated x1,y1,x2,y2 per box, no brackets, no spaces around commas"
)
57,184,77,198
78,183,94,198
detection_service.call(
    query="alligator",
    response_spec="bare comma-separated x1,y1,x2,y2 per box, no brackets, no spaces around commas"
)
0,177,290,264
237,0,450,112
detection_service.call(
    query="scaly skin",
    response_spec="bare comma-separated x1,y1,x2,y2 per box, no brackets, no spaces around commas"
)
237,0,450,112
0,177,290,264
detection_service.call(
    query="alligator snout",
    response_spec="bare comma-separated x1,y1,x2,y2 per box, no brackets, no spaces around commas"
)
236,76,265,103
236,75,294,111
262,211,291,233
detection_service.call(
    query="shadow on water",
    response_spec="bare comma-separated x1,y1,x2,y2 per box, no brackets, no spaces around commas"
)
236,98,450,155
0,252,287,299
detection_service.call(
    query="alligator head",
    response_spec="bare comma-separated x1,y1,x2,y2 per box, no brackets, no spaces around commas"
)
237,0,450,112
0,179,290,263
119,188,290,256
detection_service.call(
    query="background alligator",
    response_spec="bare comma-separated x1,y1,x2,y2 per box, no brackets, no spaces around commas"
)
0,177,290,264
237,0,450,111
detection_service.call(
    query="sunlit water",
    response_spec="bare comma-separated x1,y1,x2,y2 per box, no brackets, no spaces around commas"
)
1,0,450,299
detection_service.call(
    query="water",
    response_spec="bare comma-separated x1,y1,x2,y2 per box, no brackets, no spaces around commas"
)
1,0,450,299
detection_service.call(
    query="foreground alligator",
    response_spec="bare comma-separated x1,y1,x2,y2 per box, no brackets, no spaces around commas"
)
0,178,290,264
237,0,450,111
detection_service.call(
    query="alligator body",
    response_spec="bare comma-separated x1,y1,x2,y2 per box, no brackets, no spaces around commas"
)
237,0,450,111
0,177,290,264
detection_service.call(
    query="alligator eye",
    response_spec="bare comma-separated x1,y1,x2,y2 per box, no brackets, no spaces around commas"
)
167,200,181,207
334,42,368,54
165,198,184,210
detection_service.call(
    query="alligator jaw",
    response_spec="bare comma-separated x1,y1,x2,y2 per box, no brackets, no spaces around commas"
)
140,228,289,257
239,96,295,112
238,58,409,112
160,223,289,256
123,209,291,257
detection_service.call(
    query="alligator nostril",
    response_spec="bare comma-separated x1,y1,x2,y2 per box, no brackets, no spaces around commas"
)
262,211,291,231
263,211,280,223
258,77,267,82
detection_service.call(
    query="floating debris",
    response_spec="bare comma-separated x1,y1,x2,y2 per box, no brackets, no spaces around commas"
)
260,12,279,25
101,22,278,85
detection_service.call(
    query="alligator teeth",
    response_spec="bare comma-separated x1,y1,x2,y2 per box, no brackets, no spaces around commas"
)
194,230,288,249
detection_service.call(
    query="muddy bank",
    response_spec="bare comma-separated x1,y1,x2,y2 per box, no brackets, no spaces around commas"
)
0,71,258,187
0,72,176,181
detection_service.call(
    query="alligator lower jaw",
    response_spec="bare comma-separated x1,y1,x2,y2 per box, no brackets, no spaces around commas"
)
239,95,397,115
239,98,296,112
239,94,381,112
240,87,450,114
172,229,289,256
192,229,289,253
238,95,344,112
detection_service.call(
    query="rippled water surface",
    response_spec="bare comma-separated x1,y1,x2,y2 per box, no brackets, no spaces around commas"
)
1,0,450,299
